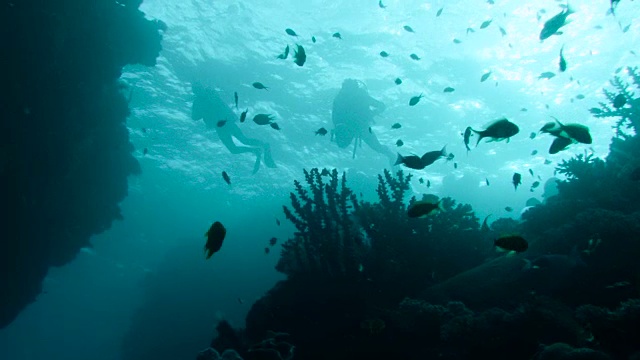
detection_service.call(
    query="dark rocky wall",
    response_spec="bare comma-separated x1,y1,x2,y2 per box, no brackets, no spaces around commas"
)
0,0,163,328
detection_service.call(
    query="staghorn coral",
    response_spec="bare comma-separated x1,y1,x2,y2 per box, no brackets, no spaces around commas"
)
277,168,364,278
589,66,640,137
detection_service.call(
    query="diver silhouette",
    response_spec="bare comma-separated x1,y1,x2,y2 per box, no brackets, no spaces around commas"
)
331,79,395,165
191,82,276,174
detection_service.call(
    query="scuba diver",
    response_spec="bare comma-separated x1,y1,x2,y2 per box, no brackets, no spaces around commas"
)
191,82,276,174
331,79,396,165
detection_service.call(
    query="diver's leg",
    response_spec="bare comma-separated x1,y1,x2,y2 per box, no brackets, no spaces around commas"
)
361,131,396,166
230,125,277,168
218,130,263,174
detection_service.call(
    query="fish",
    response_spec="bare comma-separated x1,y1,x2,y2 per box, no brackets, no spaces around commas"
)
559,45,567,72
269,237,277,246
553,118,592,144
544,159,553,165
443,87,455,93
530,132,537,139
466,27,475,34
380,51,389,57
204,221,227,259
529,168,534,177
521,108,528,112
481,214,492,232
240,109,248,123
222,171,231,185
471,118,520,146
252,82,269,90
505,206,513,212
609,0,621,16
539,5,574,41
410,53,421,60
234,92,238,109
463,126,473,152
394,78,402,85
276,218,281,226
454,162,458,169
453,38,462,44
332,32,342,39
513,172,522,190
539,121,562,136
293,44,306,66
575,94,585,100
420,146,447,167
418,178,424,184
264,247,270,254
394,153,425,170
480,19,493,29
622,23,631,33
613,94,627,108
499,26,507,36
285,28,298,37
270,122,281,130
143,147,148,155
494,235,528,252
427,180,431,188
538,71,556,80
549,136,573,154
396,139,404,147
391,123,402,129
485,178,490,186
315,127,328,136
409,94,423,106
480,71,492,82
253,114,275,125
217,120,227,127
436,8,443,17
531,150,538,155
407,200,441,218
378,0,386,9
403,25,415,33
531,181,540,189
276,45,289,60
311,35,317,43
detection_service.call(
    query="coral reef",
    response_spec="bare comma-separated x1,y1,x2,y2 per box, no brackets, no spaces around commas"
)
0,0,163,328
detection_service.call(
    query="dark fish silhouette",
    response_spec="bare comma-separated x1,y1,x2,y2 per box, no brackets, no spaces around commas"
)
436,8,443,17
540,5,574,41
410,53,421,60
277,45,290,59
204,221,227,259
549,136,572,154
391,123,402,129
480,71,492,82
222,171,231,185
409,94,423,106
403,25,415,33
269,237,277,246
471,118,520,146
421,146,447,167
240,109,248,123
234,92,238,109
495,235,528,252
559,45,567,72
480,19,492,29
270,122,281,130
332,32,342,39
315,127,328,136
293,44,306,66
217,120,227,127
253,114,275,125
396,139,404,147
252,82,268,90
443,87,455,93
380,51,389,57
378,0,386,9
408,200,441,218
513,172,522,190
394,154,424,169
285,28,298,37
394,78,402,85
463,126,473,152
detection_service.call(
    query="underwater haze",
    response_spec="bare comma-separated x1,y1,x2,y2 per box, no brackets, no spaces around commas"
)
1,0,640,360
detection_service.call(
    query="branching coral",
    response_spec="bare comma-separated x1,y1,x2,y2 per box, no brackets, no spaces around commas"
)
277,168,364,278
589,66,640,137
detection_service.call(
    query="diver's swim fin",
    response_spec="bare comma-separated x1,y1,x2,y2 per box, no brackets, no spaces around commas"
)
263,146,277,168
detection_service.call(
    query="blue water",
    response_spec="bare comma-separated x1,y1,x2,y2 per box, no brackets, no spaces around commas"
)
1,0,639,359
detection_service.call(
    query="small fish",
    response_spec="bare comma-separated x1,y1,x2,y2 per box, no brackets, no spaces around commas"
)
277,45,290,59
436,8,443,17
240,109,248,123
410,53,421,60
380,51,389,57
311,36,316,43
453,38,462,44
575,94,585,100
427,180,431,188
285,28,298,37
204,221,227,259
234,92,238,109
391,123,402,129
531,150,538,155
332,32,342,39
143,147,148,155
529,168,534,177
540,5,574,41
270,122,281,130
394,78,402,85
252,82,269,90
622,23,631,33
531,181,540,189
264,247,270,254
480,71,492,82
276,218,281,226
369,127,372,133
378,0,386,8
559,45,567,72
495,235,528,252
217,120,227,127
613,94,627,109
530,132,537,139
253,113,275,125
269,237,277,246
481,214,491,232
485,178,490,186
538,71,556,80
419,178,424,184
293,44,306,66
403,25,415,33
315,127,328,136
463,126,473,152
454,162,458,169
407,200,441,218
443,87,455,93
222,171,231,185
521,108,528,112
480,19,493,29
499,26,507,36
409,94,423,106
513,172,522,190
544,159,552,165
466,27,475,34
505,206,513,212
396,139,404,147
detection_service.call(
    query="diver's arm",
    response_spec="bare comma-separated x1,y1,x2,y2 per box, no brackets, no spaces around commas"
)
369,97,386,115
